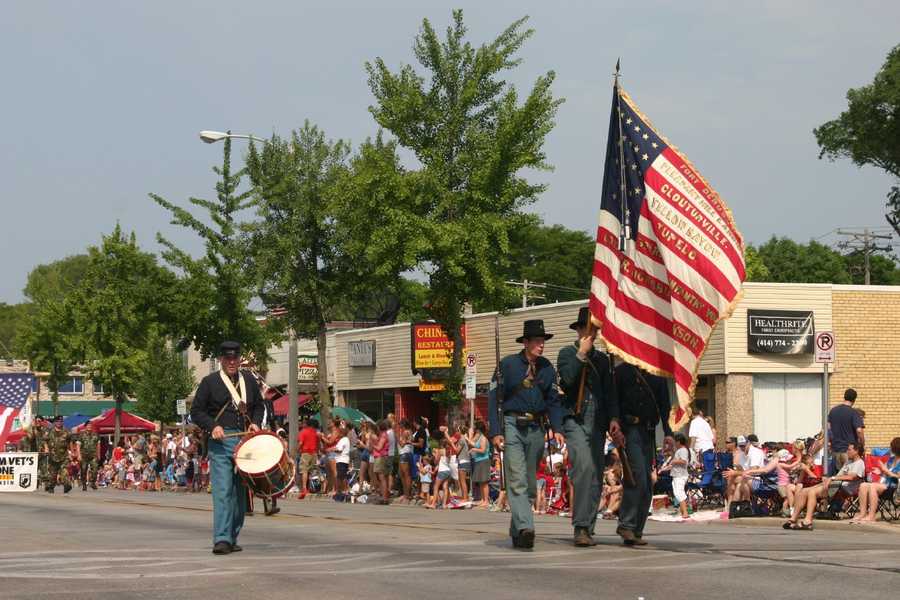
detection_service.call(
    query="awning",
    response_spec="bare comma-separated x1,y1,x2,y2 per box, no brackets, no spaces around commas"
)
272,393,313,416
63,414,92,429
73,408,157,434
318,406,375,425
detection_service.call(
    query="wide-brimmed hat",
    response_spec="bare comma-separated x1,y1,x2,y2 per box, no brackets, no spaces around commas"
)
569,306,594,330
516,319,554,344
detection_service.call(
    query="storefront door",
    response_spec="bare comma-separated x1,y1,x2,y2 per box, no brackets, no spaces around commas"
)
752,374,822,443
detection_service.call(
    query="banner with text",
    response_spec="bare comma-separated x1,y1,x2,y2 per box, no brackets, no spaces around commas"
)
0,453,38,492
747,309,814,354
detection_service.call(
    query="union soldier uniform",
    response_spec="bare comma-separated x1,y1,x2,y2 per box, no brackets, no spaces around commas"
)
78,428,100,490
45,419,73,493
190,341,264,554
488,320,562,549
556,307,620,546
614,362,673,546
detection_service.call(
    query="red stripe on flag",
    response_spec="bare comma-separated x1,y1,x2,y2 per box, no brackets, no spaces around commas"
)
667,271,720,327
644,166,746,280
641,204,738,300
660,148,742,245
0,407,20,448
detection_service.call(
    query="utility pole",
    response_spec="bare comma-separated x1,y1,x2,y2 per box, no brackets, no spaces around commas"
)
505,279,547,307
835,227,894,285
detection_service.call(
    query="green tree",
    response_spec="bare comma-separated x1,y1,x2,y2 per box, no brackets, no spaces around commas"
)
23,254,90,304
755,237,852,284
743,245,771,282
70,225,178,441
245,123,406,423
133,334,195,431
364,10,562,405
503,220,594,306
814,44,900,233
17,298,78,417
151,136,275,361
0,302,30,359
844,251,900,285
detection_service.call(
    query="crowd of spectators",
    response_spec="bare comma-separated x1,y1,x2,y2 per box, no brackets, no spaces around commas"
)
21,385,899,526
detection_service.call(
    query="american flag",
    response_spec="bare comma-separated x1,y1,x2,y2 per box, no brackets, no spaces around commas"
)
0,373,34,448
591,82,745,430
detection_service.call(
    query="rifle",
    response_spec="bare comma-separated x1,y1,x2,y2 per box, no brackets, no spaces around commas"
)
494,315,505,491
606,354,636,488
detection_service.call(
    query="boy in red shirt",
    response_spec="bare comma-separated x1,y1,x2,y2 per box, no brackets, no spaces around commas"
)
297,419,321,499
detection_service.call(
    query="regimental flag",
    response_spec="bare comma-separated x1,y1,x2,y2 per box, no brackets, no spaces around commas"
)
591,82,745,430
0,373,34,448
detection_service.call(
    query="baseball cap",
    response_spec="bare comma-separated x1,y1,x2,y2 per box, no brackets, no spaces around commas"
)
777,449,790,460
165,433,172,439
737,435,748,446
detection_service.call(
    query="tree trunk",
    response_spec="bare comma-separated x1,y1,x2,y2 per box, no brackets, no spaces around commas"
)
317,324,331,425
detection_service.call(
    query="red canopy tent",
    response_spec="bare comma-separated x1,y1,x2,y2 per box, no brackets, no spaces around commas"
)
272,393,313,417
73,408,156,434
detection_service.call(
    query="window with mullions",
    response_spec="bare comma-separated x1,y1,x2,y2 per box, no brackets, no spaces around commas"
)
92,380,106,395
58,377,84,395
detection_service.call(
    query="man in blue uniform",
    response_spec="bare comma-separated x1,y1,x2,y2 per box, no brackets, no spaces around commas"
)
489,320,562,550
614,362,674,546
191,341,264,555
556,307,623,547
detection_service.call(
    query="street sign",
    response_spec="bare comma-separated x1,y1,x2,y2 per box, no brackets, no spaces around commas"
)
419,380,445,392
814,331,835,363
176,398,187,416
465,352,477,400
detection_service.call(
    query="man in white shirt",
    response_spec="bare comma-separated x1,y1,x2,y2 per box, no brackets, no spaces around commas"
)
688,411,715,465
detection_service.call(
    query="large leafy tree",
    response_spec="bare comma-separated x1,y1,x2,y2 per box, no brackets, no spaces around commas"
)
753,237,852,284
70,225,178,441
502,220,594,306
364,10,562,404
0,302,30,359
814,44,900,233
133,334,195,431
151,136,275,361
23,254,90,304
17,297,78,417
245,123,409,423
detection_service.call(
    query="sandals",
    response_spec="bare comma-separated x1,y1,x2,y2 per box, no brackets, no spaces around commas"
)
796,522,814,531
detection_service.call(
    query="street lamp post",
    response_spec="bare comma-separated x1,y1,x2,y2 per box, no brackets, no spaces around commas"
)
198,129,300,461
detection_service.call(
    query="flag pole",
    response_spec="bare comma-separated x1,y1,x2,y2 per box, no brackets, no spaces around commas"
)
614,59,630,251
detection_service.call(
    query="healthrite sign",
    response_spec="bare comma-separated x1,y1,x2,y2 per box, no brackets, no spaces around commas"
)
747,309,814,355
410,322,466,379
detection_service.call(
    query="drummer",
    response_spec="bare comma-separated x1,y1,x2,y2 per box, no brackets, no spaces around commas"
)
191,340,264,555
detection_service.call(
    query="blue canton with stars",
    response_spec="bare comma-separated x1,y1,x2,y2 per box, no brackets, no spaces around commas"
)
600,86,668,241
0,373,33,410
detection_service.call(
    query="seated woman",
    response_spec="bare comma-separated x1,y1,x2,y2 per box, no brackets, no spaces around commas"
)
851,437,900,523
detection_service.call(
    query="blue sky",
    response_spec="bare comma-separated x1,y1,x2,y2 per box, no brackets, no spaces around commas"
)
2,1,898,302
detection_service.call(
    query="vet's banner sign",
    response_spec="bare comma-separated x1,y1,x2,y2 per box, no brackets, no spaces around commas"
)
0,453,38,492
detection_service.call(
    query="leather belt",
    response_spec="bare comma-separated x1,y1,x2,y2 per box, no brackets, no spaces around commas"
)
504,411,538,420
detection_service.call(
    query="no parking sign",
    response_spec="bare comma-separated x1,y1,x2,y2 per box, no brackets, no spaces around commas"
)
814,331,835,363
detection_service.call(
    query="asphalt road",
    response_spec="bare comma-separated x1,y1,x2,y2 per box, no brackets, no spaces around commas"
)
2,489,899,600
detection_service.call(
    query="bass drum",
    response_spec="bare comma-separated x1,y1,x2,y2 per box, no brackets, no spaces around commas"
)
233,431,295,499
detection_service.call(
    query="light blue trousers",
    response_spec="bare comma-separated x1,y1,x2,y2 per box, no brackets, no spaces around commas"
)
503,415,545,537
209,433,247,545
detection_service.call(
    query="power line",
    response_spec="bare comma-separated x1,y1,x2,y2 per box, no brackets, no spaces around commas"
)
835,227,894,285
